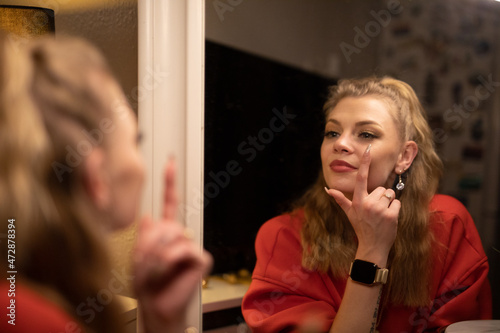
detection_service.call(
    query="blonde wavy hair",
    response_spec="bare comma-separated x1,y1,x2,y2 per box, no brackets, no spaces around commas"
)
299,76,443,307
0,33,123,332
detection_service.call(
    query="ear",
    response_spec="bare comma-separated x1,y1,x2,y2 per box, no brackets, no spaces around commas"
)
82,148,111,211
395,140,418,173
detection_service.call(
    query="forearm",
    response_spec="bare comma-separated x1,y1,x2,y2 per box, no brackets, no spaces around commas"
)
329,250,387,333
329,281,383,333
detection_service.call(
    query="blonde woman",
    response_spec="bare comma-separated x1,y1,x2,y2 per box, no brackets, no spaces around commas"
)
0,33,211,332
242,77,491,332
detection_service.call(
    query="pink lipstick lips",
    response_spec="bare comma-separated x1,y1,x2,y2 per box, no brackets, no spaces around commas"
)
330,160,357,173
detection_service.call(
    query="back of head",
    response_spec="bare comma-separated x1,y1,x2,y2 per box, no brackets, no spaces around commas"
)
0,31,52,274
29,35,116,185
0,33,123,332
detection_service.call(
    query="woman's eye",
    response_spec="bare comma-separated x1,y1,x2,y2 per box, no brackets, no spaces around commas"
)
324,131,339,138
359,132,377,139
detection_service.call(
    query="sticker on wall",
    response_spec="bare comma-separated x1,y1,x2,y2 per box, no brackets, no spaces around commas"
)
470,117,484,141
474,40,491,55
462,145,483,160
452,82,463,104
458,173,482,190
424,72,437,107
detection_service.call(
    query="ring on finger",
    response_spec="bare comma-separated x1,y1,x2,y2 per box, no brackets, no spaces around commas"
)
383,193,392,201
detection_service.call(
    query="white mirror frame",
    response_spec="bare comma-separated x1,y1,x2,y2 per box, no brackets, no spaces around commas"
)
138,0,205,330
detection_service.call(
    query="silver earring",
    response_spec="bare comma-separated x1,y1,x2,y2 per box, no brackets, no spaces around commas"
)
396,170,405,191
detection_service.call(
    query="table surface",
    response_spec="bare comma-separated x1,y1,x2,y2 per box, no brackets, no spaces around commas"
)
202,276,250,313
115,276,251,316
445,320,500,332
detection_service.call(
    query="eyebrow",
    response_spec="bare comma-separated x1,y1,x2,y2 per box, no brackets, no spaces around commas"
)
326,119,382,128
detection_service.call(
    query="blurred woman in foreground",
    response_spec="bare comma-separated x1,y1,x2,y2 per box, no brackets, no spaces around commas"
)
0,32,211,332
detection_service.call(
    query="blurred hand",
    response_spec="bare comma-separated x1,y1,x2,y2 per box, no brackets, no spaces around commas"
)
133,158,212,333
324,145,399,264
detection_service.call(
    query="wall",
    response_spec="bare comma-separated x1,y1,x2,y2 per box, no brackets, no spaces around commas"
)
56,1,138,112
205,0,382,79
56,0,139,296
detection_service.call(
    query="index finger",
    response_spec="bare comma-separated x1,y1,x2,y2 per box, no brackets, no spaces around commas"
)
162,157,178,221
353,144,371,203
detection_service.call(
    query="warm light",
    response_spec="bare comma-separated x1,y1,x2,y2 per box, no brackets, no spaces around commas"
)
0,5,54,38
0,0,136,13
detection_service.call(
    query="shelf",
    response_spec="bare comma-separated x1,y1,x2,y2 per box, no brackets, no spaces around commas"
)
116,294,138,324
202,276,250,313
116,295,138,333
112,277,250,319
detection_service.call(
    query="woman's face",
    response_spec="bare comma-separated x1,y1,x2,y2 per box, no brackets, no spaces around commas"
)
100,80,145,230
321,96,404,197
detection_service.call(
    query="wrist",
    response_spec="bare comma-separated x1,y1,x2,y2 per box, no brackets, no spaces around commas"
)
355,248,389,268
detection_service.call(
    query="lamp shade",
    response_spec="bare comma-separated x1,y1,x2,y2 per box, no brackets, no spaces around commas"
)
0,5,54,37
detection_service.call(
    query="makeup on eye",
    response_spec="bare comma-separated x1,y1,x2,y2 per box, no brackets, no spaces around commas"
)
358,131,379,140
323,128,381,140
324,130,339,138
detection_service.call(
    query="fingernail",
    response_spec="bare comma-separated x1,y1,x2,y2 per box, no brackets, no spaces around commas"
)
324,187,330,193
365,144,372,154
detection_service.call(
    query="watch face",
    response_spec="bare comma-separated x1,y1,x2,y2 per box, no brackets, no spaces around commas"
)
350,260,377,284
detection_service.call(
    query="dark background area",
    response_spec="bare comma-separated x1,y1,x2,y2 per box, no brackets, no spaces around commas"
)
204,40,335,274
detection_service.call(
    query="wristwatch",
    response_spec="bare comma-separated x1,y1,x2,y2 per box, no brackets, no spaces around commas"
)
349,259,389,286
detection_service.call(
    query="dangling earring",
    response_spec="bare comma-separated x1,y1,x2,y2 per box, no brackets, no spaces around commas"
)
396,170,405,191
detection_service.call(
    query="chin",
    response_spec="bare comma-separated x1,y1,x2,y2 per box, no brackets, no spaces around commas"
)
325,176,355,193
108,210,139,231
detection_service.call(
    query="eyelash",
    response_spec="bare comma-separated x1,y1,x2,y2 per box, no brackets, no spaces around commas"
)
359,132,378,139
324,131,338,138
323,131,378,140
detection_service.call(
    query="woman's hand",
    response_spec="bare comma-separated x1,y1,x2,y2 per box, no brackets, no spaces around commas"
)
133,159,212,333
324,145,399,265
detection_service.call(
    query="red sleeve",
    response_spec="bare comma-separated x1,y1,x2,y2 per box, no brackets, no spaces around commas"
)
0,281,81,333
242,213,339,333
423,195,492,331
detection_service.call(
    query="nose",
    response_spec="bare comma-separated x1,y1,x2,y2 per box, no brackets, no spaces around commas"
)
333,133,353,153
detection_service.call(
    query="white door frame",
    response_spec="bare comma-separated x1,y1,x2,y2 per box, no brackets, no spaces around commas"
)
138,0,205,330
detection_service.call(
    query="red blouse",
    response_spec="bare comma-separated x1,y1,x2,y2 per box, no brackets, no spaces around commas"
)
242,194,492,332
0,281,80,333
